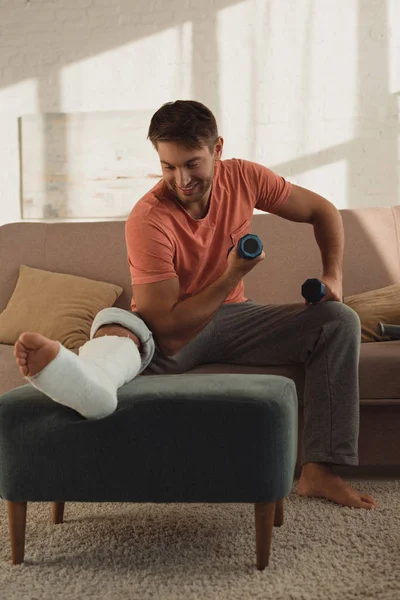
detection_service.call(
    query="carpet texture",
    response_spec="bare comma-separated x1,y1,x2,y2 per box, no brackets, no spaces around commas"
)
0,480,399,600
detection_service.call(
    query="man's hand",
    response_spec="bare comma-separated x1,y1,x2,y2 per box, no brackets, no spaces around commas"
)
226,243,265,278
305,274,343,305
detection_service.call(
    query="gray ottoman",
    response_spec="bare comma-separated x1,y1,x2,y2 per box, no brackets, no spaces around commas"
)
0,373,298,570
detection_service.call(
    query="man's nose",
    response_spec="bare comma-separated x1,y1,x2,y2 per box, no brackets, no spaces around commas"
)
175,169,191,188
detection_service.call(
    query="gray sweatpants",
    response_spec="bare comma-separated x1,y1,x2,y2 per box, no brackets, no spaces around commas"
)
91,301,362,466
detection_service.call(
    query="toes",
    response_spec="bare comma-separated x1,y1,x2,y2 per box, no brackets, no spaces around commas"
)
14,341,25,355
359,500,375,510
15,356,29,376
14,340,27,360
18,333,33,350
351,493,378,509
14,345,28,359
18,333,36,350
361,494,379,508
19,332,47,350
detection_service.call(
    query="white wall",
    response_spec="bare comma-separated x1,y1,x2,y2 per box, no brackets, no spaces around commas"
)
0,0,399,225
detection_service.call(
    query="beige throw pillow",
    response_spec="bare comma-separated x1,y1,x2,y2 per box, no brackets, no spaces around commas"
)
344,283,400,342
0,265,123,349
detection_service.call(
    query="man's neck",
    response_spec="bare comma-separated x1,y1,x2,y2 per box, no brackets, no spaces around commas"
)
181,186,213,220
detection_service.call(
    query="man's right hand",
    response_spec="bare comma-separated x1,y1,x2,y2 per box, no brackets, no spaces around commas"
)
226,243,265,278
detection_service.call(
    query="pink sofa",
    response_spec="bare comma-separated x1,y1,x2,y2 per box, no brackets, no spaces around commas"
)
1,206,399,467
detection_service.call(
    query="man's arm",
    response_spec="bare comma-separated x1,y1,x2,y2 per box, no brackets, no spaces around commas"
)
274,184,344,300
133,247,265,356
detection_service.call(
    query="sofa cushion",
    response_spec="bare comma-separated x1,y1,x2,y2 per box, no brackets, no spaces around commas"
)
345,283,400,342
357,340,400,400
0,265,123,350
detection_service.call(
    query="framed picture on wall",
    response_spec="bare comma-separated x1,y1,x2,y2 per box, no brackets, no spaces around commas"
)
19,110,161,220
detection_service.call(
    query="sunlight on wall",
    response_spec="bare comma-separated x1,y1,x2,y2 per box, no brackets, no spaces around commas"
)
387,0,400,202
296,159,348,208
49,22,193,219
216,0,359,176
316,2,358,124
0,79,38,224
387,0,400,94
397,95,400,199
217,0,253,159
59,22,193,111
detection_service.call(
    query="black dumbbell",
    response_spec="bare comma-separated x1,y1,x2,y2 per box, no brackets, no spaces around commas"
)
301,278,344,303
301,278,326,303
228,234,263,260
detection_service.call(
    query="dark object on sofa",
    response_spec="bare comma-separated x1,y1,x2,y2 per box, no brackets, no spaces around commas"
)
379,322,400,340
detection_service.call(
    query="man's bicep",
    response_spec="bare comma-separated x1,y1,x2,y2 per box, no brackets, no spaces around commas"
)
133,277,180,334
126,217,176,286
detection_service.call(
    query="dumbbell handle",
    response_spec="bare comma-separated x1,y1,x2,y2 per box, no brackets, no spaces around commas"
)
301,278,344,303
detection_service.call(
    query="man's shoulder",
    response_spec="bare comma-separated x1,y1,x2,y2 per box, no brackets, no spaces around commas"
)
218,157,263,178
221,157,266,169
128,179,171,222
219,157,242,171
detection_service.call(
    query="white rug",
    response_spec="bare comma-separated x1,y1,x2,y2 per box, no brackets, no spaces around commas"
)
0,480,399,600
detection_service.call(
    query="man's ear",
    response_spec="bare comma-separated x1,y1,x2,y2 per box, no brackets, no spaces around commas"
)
214,136,224,160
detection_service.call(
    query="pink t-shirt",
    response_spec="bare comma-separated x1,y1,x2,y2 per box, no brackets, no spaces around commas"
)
125,158,291,311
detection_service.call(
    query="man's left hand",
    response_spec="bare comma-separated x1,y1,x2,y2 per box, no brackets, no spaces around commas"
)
305,274,343,305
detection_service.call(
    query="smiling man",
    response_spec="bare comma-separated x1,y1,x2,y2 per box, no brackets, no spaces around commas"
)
159,151,213,215
14,100,377,511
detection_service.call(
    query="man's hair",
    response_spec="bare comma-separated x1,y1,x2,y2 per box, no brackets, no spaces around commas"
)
148,100,219,152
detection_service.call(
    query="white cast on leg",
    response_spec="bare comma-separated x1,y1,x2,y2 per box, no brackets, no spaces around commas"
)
26,336,141,420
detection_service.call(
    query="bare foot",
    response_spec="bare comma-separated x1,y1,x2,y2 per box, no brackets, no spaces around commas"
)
298,463,378,509
14,332,60,377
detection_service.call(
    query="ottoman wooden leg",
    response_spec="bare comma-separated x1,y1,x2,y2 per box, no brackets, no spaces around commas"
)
52,502,65,524
274,498,284,527
8,501,27,565
254,502,276,570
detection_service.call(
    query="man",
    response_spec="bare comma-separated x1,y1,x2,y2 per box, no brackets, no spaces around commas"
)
14,100,377,510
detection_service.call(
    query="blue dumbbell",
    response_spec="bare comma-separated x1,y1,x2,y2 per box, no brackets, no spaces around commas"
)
237,234,263,259
301,278,344,303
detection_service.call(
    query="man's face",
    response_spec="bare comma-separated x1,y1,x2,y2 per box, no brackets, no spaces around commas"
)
157,139,223,210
